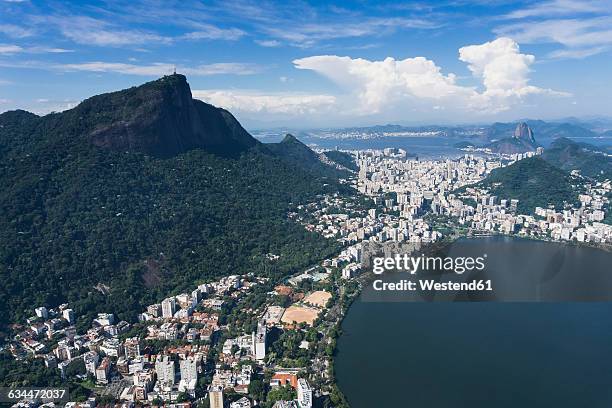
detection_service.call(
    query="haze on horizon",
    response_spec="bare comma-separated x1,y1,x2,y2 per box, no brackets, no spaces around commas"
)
1,0,611,129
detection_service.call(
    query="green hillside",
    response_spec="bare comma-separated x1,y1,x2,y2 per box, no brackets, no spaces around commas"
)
265,134,350,178
323,150,358,172
475,157,581,214
0,76,342,329
542,137,612,180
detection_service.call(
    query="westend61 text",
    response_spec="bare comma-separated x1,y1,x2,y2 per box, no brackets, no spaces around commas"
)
372,254,487,275
373,279,493,292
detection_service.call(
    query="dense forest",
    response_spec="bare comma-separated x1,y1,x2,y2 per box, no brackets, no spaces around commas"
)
0,75,347,331
472,156,581,214
322,150,358,172
265,134,350,178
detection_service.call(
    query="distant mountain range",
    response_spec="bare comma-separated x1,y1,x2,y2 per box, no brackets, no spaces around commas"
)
295,118,609,147
0,74,349,329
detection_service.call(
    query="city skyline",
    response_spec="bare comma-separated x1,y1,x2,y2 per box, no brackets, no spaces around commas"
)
1,0,612,127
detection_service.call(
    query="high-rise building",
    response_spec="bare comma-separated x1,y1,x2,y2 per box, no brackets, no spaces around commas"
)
179,357,198,392
35,307,48,319
95,357,110,385
209,385,224,408
83,351,99,375
62,308,75,324
124,337,141,359
161,297,176,319
297,378,312,408
254,321,266,361
147,304,161,317
155,355,175,387
191,288,201,304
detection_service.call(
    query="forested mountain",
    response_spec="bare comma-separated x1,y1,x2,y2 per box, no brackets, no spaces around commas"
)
0,75,343,330
469,157,581,214
322,150,358,172
265,134,350,178
542,137,612,180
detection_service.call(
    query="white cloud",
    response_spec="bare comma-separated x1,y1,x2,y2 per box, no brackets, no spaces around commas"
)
458,37,566,108
503,0,606,19
26,11,246,48
255,39,281,47
181,24,245,41
29,99,79,115
496,16,612,49
0,44,22,54
293,37,566,114
294,54,469,113
28,47,73,53
40,15,171,47
0,59,262,76
496,1,612,59
192,90,336,115
548,46,608,59
57,61,260,76
262,17,437,48
0,44,72,54
0,23,34,38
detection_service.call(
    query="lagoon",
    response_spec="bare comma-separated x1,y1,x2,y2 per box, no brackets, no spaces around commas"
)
335,237,612,407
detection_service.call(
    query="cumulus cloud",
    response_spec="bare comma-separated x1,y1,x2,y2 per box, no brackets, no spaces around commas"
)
192,90,336,115
293,37,567,114
294,54,470,113
458,37,567,108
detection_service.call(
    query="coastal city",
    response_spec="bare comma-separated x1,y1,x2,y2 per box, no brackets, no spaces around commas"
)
2,1,612,406
5,140,610,407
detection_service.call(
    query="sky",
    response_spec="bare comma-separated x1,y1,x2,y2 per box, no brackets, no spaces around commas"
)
0,0,611,129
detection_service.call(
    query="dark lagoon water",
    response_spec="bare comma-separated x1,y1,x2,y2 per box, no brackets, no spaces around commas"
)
335,237,612,408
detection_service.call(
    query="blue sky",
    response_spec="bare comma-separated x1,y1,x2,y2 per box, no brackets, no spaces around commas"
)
0,0,611,128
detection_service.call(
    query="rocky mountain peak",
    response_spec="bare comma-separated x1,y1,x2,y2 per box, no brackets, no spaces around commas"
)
74,74,258,158
513,122,536,143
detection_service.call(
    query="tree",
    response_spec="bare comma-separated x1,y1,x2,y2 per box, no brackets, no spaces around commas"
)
248,378,265,401
64,358,86,378
266,385,296,404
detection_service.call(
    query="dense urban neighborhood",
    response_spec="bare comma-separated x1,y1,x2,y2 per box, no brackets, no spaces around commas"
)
4,134,611,407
